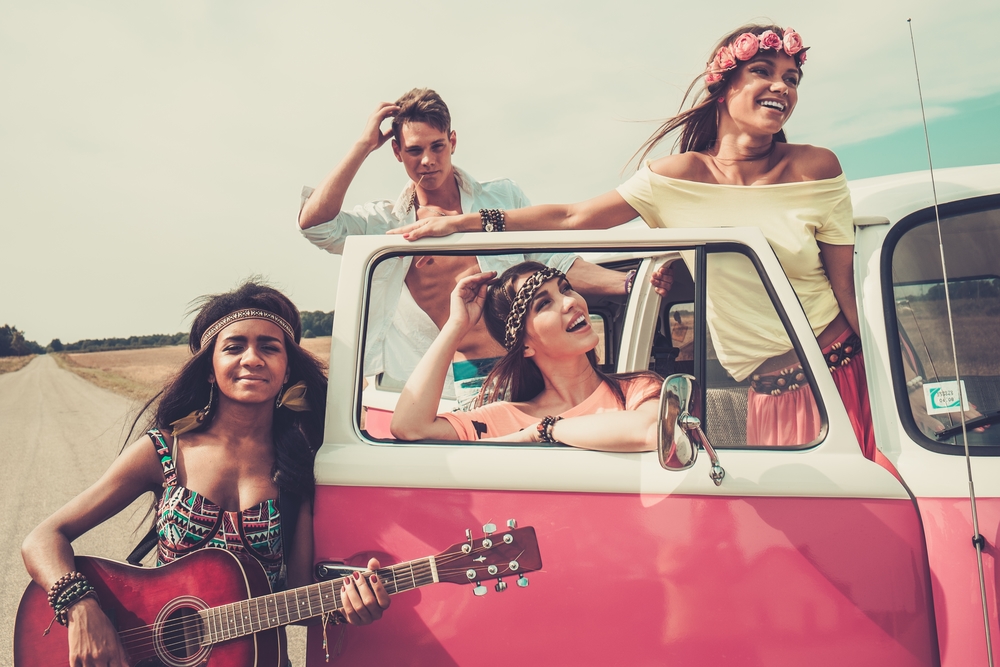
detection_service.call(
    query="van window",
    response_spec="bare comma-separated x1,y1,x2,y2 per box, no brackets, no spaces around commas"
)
357,251,635,442
889,202,1000,450
360,247,823,450
661,249,824,449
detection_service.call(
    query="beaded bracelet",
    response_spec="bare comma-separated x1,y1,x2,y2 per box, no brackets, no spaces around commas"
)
624,269,638,295
47,571,99,628
479,208,505,232
47,571,87,607
906,375,924,393
537,415,563,443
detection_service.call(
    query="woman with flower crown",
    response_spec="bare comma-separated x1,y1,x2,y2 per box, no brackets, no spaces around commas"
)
391,261,663,448
391,24,876,460
21,280,389,666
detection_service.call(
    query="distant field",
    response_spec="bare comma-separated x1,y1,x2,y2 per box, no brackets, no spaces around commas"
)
0,355,35,375
55,338,332,400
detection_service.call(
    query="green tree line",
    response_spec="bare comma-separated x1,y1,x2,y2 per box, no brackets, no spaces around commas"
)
0,325,44,356
0,311,334,357
300,310,334,338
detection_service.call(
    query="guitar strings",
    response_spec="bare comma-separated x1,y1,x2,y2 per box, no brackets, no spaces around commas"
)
93,542,530,658
111,563,502,656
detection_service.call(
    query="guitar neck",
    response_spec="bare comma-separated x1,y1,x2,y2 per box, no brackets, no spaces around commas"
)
199,556,437,644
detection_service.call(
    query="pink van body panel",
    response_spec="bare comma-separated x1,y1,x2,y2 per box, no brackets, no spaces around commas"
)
916,497,1000,667
309,485,938,666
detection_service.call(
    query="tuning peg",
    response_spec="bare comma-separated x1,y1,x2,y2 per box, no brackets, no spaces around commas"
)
461,529,473,553
507,519,517,529
495,578,507,592
473,582,488,596
483,522,496,535
517,575,529,588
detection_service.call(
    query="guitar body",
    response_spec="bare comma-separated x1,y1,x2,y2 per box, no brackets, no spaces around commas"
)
14,549,282,667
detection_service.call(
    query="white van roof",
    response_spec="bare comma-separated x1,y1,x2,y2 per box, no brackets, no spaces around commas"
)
848,163,1000,223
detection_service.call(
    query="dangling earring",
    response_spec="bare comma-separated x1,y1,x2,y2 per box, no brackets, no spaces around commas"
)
170,382,215,436
276,381,311,412
204,382,215,417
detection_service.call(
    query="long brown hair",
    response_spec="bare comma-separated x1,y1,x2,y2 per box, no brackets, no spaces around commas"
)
128,280,328,501
632,24,801,166
476,262,660,408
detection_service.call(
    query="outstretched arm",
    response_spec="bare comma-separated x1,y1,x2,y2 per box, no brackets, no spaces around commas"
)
391,272,496,441
21,435,165,667
389,189,640,241
564,258,631,297
299,102,400,230
489,397,659,452
549,399,659,451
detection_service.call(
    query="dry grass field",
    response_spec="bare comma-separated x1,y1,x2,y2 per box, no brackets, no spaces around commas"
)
0,355,35,375
54,338,332,400
898,298,999,376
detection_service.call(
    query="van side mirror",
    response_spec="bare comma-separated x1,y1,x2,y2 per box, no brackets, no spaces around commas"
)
657,374,725,486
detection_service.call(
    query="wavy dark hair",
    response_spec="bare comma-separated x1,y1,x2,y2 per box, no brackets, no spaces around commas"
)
391,87,451,144
632,24,803,166
476,262,661,408
129,279,328,502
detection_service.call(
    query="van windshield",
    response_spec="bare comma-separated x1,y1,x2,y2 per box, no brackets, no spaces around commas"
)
890,202,1000,449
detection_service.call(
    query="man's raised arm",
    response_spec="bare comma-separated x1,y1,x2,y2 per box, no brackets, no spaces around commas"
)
298,102,399,230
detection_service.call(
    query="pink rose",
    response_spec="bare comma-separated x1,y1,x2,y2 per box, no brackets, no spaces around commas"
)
713,46,737,72
730,32,759,61
705,71,723,84
759,30,782,52
782,27,804,55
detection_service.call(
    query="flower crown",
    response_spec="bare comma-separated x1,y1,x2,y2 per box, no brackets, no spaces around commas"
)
705,28,807,85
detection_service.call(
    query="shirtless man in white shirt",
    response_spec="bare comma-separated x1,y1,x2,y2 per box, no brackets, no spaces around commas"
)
299,88,630,405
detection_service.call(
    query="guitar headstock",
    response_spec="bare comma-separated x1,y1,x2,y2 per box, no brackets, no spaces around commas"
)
433,522,542,594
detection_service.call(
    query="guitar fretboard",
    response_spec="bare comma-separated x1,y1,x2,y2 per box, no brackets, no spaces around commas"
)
199,556,438,644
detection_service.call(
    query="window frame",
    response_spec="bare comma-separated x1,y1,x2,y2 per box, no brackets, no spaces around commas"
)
881,193,1000,456
354,240,830,451
698,242,830,450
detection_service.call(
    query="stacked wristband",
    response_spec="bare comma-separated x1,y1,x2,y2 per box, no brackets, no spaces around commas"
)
479,208,506,232
624,269,638,295
537,415,564,444
47,571,98,627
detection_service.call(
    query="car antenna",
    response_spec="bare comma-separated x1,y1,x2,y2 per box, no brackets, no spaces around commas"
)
907,18,994,665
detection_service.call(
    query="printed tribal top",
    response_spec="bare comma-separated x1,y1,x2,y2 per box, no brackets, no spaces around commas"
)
148,429,284,590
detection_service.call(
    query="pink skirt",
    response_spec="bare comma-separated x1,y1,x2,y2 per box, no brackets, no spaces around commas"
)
746,330,876,460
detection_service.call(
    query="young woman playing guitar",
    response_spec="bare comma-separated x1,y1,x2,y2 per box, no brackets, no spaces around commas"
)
20,281,390,666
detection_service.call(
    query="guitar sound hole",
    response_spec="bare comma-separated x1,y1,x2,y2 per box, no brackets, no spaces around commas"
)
162,607,205,658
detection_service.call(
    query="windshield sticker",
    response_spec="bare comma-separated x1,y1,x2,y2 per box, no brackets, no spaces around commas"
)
923,380,970,415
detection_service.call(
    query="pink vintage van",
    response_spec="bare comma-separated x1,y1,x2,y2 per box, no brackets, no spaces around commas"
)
308,164,1000,666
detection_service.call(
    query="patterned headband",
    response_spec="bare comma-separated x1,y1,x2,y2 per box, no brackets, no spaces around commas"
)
199,308,296,349
503,267,566,350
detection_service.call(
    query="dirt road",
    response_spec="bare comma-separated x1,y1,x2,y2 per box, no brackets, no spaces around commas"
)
0,355,306,665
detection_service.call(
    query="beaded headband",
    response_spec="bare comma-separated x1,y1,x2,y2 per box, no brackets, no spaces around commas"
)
705,27,808,84
199,308,296,349
502,267,566,350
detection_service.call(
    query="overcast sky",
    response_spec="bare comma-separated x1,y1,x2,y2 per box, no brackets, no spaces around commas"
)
2,1,999,345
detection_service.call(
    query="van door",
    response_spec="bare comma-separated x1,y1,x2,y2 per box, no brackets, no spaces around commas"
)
857,195,1000,667
308,228,936,666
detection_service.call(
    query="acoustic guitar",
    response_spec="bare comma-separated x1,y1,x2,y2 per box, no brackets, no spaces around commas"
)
15,525,541,666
